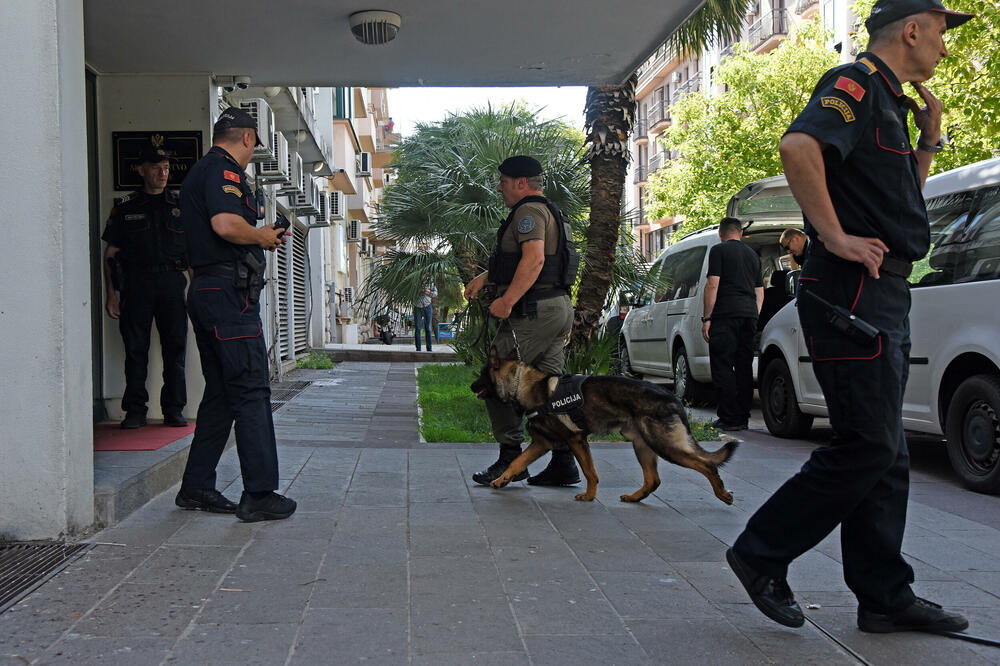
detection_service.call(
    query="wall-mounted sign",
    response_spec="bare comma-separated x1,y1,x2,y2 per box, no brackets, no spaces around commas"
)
112,131,203,190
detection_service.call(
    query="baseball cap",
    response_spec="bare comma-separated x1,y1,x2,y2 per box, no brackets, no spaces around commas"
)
213,106,264,146
498,155,543,178
137,145,172,165
865,0,974,33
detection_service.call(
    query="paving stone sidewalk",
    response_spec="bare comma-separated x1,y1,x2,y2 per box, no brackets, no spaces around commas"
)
2,362,999,665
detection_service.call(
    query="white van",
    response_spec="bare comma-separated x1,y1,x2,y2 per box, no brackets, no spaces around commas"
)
619,176,802,402
758,157,1000,493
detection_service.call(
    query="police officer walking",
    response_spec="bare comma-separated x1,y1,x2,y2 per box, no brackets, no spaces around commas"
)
465,156,580,487
102,146,189,429
726,0,974,634
175,107,296,522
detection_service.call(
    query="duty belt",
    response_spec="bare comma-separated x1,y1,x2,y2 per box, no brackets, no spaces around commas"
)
809,240,913,279
194,263,236,278
123,262,187,273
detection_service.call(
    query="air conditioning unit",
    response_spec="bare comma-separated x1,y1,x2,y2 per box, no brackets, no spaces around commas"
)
367,246,377,258
258,131,289,184
356,152,372,176
360,237,369,254
314,190,330,224
671,71,684,83
348,219,362,242
278,150,304,197
239,99,276,162
328,190,346,221
343,286,354,303
291,176,321,216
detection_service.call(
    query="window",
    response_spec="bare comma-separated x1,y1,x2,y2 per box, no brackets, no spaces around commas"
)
911,186,1000,287
656,246,707,302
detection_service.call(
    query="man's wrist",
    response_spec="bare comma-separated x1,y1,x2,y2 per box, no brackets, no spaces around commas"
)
701,316,711,323
917,136,944,153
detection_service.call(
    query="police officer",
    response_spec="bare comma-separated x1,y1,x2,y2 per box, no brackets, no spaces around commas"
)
102,146,189,429
726,0,973,634
175,107,296,522
465,155,580,487
779,228,809,266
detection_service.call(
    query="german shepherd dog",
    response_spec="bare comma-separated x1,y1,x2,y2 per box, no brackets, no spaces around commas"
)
472,349,738,504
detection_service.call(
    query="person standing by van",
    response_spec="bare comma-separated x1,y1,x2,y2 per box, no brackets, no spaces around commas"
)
702,217,763,431
726,0,974,634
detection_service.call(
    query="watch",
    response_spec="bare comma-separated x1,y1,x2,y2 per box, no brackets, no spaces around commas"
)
917,138,944,153
701,316,711,323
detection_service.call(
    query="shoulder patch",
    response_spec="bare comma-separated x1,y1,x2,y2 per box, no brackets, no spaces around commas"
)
821,96,856,123
222,184,242,197
114,192,137,206
517,216,536,234
854,57,877,76
834,76,865,102
223,170,241,183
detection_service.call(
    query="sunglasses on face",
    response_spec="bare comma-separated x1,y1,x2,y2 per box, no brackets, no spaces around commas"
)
780,242,790,251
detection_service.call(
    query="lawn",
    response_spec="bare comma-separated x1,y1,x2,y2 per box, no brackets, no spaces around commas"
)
416,364,721,443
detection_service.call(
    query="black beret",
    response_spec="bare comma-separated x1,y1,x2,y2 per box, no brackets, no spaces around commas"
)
865,0,974,33
137,145,172,165
498,155,543,178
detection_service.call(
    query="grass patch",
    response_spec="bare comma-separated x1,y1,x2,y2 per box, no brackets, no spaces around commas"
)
417,364,724,443
296,351,334,370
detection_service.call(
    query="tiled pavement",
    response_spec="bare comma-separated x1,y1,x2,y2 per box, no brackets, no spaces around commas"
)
3,362,1000,664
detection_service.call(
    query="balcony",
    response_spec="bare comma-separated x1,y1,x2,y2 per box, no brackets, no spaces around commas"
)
647,151,665,176
646,100,670,133
748,9,789,52
671,73,702,104
794,0,819,14
633,118,648,144
633,164,647,185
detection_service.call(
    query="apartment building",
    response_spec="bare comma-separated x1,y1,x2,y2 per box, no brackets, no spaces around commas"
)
627,0,855,260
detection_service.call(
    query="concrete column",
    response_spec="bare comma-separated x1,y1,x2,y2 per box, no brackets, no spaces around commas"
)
0,1,93,538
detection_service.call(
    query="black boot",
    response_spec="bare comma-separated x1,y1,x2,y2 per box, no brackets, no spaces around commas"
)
527,450,581,486
472,446,527,486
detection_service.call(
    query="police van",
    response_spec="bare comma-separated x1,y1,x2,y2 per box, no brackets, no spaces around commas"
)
618,175,802,402
758,157,1000,493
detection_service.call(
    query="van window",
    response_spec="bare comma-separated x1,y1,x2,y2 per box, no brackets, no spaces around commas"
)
656,246,707,302
912,186,1000,287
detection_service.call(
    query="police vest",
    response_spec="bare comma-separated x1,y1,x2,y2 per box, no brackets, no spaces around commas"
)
487,195,580,292
526,375,588,430
113,190,187,271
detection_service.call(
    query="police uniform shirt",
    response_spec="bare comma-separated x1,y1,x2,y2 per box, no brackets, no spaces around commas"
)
786,52,929,262
102,189,186,269
498,200,558,292
180,146,264,268
706,239,763,319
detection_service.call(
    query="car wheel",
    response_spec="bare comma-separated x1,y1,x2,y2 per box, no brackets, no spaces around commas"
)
945,374,1000,494
673,347,712,405
619,337,640,379
760,357,813,438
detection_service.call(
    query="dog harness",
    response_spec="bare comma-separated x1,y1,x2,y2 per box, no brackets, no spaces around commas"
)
525,375,588,430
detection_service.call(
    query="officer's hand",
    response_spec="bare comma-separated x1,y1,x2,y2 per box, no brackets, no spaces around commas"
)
259,226,286,251
489,297,512,320
464,274,486,300
701,320,710,343
908,83,942,145
106,293,120,319
824,233,890,279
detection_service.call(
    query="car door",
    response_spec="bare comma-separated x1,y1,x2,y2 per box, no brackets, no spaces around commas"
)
624,258,663,372
662,244,709,378
627,258,672,374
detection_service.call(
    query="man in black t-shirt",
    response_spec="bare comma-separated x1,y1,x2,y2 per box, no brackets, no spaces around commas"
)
702,217,763,430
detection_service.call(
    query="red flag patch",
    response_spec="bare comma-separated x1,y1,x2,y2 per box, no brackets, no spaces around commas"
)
834,76,865,102
223,170,241,183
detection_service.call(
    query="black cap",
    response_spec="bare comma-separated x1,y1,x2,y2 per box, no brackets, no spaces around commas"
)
213,106,264,146
498,155,543,178
137,145,172,165
865,0,974,33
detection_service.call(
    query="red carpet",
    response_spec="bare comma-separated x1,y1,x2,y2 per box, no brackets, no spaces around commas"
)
93,422,196,451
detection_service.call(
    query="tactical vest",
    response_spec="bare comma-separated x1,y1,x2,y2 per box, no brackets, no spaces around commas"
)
487,195,579,294
115,189,187,271
526,375,588,430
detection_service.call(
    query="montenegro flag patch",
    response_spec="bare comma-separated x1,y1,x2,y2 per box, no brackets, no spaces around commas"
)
834,76,865,103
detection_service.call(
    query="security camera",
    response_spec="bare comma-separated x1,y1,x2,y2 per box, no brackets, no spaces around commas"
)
235,75,252,90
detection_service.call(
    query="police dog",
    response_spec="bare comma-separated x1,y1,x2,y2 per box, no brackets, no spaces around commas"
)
472,349,737,504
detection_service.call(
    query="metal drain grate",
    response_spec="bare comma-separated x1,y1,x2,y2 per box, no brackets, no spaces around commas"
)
270,380,311,412
0,542,91,613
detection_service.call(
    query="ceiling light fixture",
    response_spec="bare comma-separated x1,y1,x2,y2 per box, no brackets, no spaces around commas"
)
313,161,326,173
349,10,402,45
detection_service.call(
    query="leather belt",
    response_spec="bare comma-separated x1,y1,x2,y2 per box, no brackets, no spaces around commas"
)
123,262,186,273
524,287,570,301
808,240,913,279
194,263,236,278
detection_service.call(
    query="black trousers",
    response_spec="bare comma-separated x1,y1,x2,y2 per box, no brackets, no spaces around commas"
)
733,256,916,614
181,275,278,493
119,270,187,415
708,316,756,425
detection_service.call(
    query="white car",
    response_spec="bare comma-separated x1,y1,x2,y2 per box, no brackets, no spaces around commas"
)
619,175,802,402
758,157,1000,494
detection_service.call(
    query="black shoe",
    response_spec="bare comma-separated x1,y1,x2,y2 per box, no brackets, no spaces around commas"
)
175,488,237,514
472,452,528,486
527,452,581,486
858,598,968,634
121,413,147,429
726,547,804,628
236,491,297,522
711,419,747,432
164,413,188,427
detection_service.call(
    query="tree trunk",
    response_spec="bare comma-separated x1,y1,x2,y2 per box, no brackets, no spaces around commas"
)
571,75,637,349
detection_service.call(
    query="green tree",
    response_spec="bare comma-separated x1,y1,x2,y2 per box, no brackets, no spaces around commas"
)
852,0,1000,173
646,20,839,235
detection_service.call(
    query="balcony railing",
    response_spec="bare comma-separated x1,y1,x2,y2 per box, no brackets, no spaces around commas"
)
794,0,819,14
633,118,647,142
748,9,789,51
671,73,702,104
646,100,669,130
647,152,665,175
633,164,647,184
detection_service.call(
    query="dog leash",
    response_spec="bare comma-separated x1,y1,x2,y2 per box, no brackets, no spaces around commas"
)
488,318,522,362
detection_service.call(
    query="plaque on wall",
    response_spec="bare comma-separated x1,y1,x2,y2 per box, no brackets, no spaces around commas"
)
112,131,203,190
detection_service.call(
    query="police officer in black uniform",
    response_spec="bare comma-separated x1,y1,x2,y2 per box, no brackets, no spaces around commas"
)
726,0,974,634
102,146,189,429
175,107,296,522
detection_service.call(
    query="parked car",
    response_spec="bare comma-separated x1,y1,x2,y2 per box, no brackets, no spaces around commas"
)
619,175,802,402
758,157,1000,493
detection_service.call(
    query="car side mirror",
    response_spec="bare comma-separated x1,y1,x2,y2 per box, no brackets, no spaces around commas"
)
786,269,801,298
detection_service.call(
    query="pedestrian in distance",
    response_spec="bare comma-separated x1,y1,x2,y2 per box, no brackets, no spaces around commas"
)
102,145,190,430
413,278,437,351
464,155,582,488
726,0,974,634
701,217,763,431
175,106,297,522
